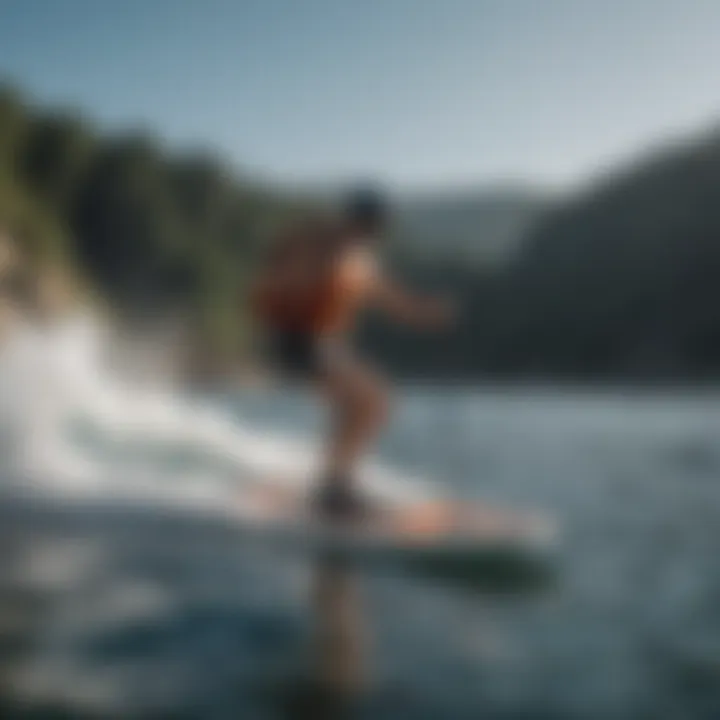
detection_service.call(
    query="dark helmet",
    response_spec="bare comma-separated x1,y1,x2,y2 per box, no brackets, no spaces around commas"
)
343,185,389,231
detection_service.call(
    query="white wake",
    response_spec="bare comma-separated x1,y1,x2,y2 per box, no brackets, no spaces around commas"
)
0,312,433,517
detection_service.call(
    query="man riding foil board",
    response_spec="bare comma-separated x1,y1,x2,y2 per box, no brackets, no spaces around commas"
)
250,188,455,520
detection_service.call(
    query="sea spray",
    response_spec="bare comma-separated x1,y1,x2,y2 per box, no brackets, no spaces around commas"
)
0,311,434,512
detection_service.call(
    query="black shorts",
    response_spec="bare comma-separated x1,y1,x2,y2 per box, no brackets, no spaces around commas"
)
264,330,334,380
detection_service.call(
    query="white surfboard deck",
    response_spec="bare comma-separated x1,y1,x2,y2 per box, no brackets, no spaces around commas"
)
232,482,558,564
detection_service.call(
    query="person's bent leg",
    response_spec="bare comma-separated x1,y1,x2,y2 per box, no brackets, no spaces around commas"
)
315,357,390,515
327,362,389,482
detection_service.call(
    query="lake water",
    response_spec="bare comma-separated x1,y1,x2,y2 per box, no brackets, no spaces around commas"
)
2,388,720,719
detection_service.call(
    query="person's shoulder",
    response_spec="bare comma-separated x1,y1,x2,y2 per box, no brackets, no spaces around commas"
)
337,240,380,288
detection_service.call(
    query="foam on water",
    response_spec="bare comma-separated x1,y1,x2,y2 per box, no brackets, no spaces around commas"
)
0,313,434,514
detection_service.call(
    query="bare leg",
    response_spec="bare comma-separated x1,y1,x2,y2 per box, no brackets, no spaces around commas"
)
316,355,390,504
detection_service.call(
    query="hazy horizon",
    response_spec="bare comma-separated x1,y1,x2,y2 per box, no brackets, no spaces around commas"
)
2,0,720,192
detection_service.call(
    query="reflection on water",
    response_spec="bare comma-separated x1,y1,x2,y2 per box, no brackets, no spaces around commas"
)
312,557,365,700
0,521,368,719
0,503,548,719
271,557,367,720
2,389,720,718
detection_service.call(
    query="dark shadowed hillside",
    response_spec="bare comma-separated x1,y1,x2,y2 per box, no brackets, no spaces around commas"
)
482,131,720,380
365,130,720,381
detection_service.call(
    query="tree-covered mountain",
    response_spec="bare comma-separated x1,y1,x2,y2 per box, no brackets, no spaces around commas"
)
364,130,720,381
5,82,720,382
0,85,300,375
483,130,720,380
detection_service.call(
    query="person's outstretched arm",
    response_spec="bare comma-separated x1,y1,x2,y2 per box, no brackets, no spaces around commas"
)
337,245,456,330
371,276,454,329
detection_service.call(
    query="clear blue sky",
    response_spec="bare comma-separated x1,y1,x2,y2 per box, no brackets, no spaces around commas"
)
1,0,720,190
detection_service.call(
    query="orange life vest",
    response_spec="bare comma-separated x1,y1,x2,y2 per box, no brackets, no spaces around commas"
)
251,219,367,335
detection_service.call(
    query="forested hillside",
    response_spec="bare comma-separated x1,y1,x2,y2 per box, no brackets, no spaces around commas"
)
483,132,720,380
5,83,720,382
0,85,295,373
365,131,720,381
